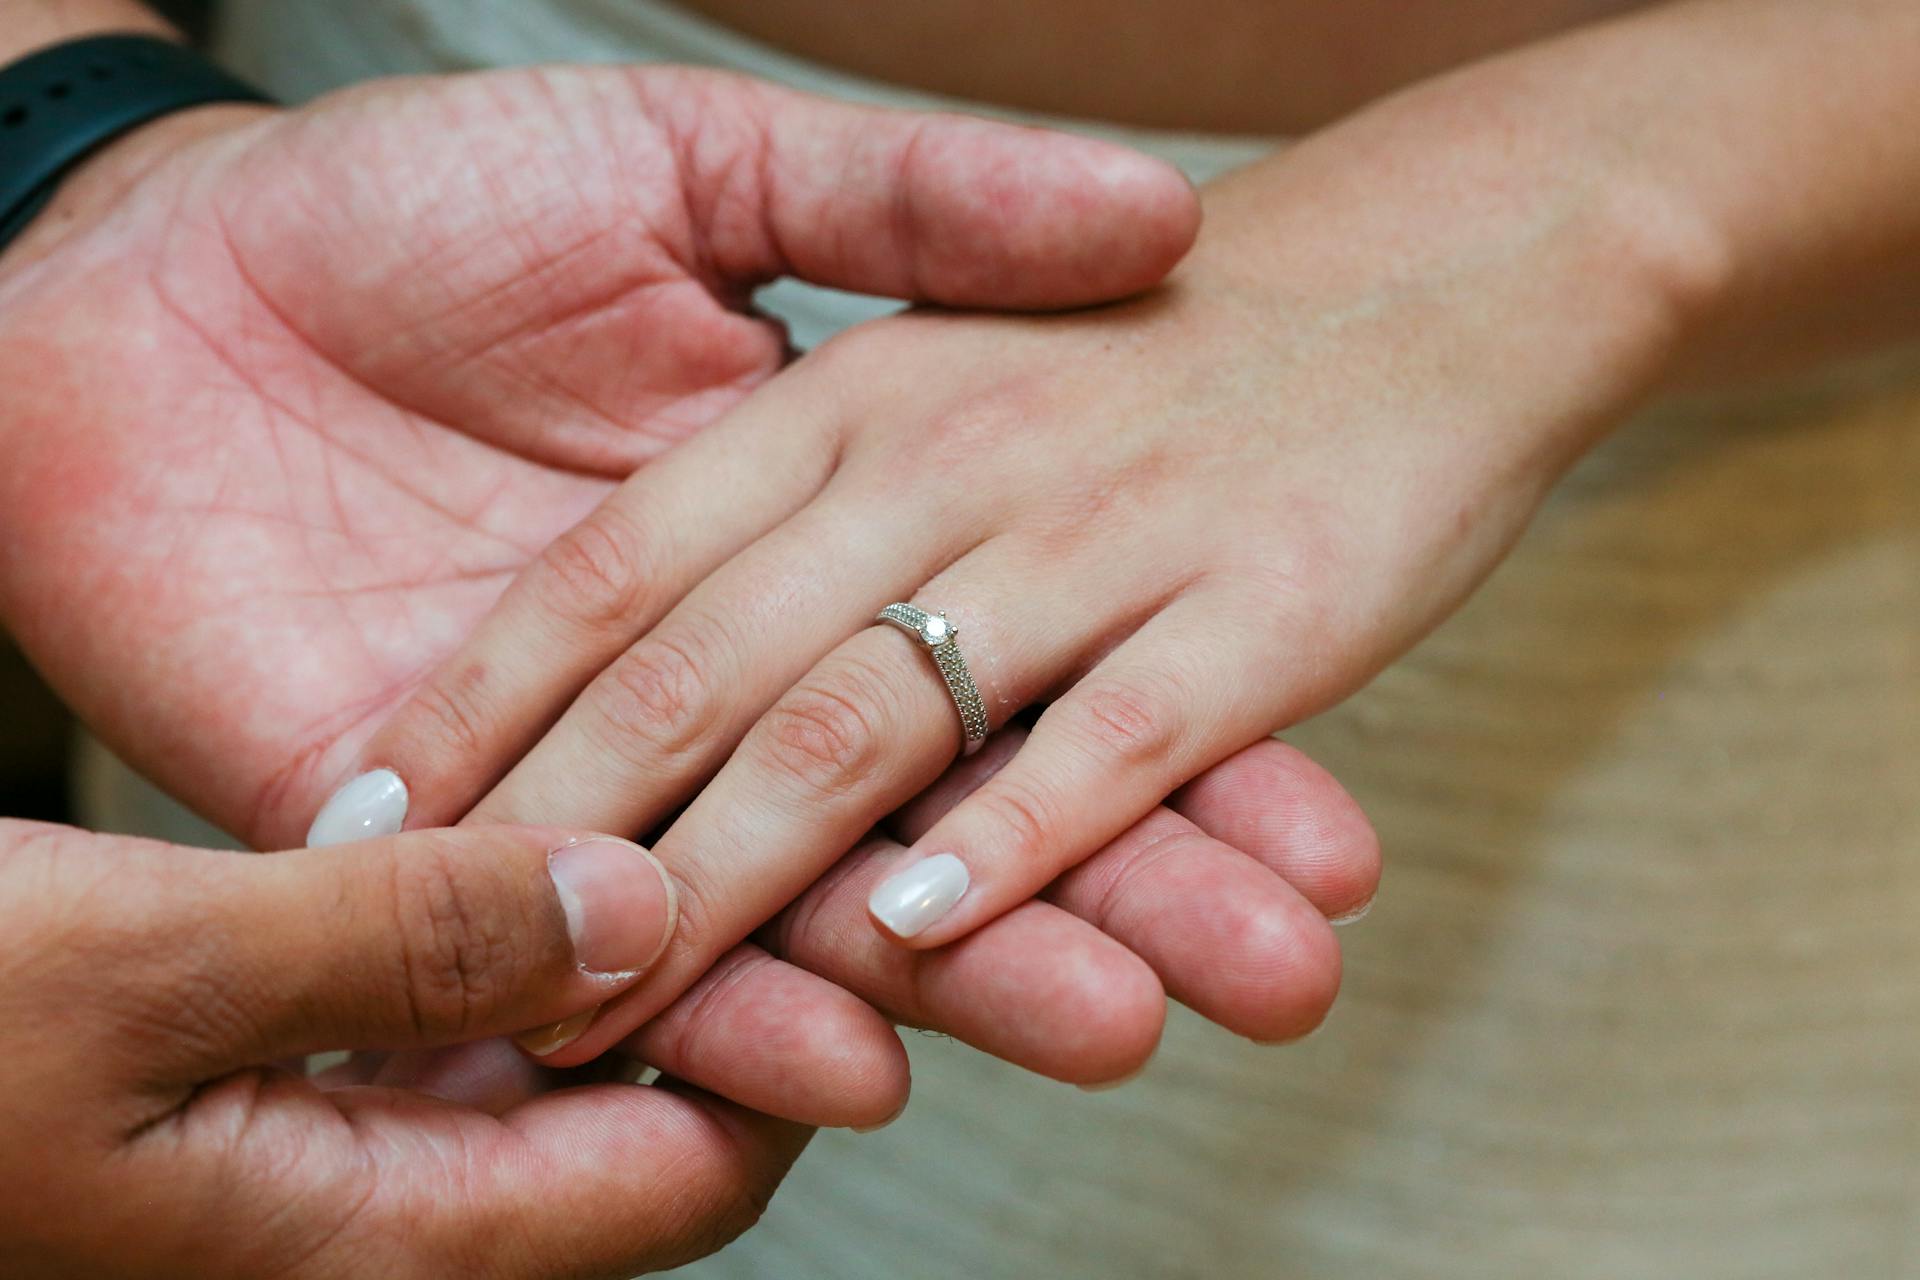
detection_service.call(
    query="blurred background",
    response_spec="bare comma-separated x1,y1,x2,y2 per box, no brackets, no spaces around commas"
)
0,642,70,823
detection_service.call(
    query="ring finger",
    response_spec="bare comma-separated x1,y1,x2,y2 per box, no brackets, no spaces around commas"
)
465,492,967,835
512,532,1163,1065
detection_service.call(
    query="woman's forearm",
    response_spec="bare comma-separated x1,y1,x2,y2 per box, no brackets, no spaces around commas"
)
1471,0,1920,384
1210,0,1920,406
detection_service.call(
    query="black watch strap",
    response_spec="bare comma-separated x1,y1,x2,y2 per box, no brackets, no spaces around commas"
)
0,33,272,250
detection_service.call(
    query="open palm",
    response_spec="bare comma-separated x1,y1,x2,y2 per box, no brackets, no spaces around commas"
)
0,64,1196,847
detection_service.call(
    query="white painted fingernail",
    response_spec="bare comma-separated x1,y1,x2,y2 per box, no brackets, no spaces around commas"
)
868,853,969,938
1330,898,1373,927
305,768,408,848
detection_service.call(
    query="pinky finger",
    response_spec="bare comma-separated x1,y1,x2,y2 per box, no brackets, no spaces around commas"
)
870,594,1279,949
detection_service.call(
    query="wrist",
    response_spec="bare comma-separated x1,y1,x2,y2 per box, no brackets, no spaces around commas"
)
1195,62,1730,475
0,1,176,62
0,15,279,280
0,99,276,277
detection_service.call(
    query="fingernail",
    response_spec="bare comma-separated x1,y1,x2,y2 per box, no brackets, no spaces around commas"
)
305,768,408,847
1077,1062,1149,1093
548,837,677,976
1330,898,1373,927
852,1099,909,1134
868,853,969,939
515,1009,597,1057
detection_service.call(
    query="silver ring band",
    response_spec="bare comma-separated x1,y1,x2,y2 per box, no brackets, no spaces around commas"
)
876,602,990,750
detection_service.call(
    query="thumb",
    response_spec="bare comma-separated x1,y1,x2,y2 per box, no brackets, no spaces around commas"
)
183,827,677,1070
668,69,1202,309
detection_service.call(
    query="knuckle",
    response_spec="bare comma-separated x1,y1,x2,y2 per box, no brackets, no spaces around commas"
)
912,383,1043,474
385,839,520,1037
536,506,658,631
1234,539,1344,641
403,662,495,761
1060,674,1182,768
799,322,887,380
970,774,1060,859
1084,818,1207,928
657,946,769,1072
752,660,894,797
833,364,1043,499
804,316,938,384
660,1173,782,1271
1027,446,1183,555
592,628,724,763
648,862,715,977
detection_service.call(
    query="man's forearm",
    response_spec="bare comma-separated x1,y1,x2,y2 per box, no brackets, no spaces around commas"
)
0,0,274,278
1,0,176,61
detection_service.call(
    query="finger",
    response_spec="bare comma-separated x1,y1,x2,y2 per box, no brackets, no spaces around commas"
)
524,535,1155,1065
329,1080,812,1278
303,386,841,848
361,942,911,1130
870,588,1278,948
1043,812,1341,1042
892,730,1382,922
757,836,1166,1085
467,487,965,836
488,1083,814,1277
888,730,1342,1042
357,1041,559,1116
1170,737,1381,921
613,944,909,1129
167,826,679,1071
882,720,1034,842
661,69,1203,307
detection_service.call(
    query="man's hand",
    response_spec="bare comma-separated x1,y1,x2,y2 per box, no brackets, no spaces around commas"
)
0,61,1198,841
0,60,1229,1112
0,818,811,1279
0,55,1379,1111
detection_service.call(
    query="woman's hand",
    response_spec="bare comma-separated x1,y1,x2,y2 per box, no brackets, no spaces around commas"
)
0,817,813,1278
342,731,1376,1111
358,63,1703,1066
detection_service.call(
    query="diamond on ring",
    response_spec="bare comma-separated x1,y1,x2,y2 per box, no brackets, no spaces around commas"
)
876,603,989,751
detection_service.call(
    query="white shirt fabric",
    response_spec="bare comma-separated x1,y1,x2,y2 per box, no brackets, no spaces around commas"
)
81,3,1920,1275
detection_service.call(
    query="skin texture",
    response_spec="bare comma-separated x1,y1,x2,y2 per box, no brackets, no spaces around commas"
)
15,0,1920,1271
0,818,815,1279
0,54,1378,1130
355,0,1920,1073
348,78,1688,1068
